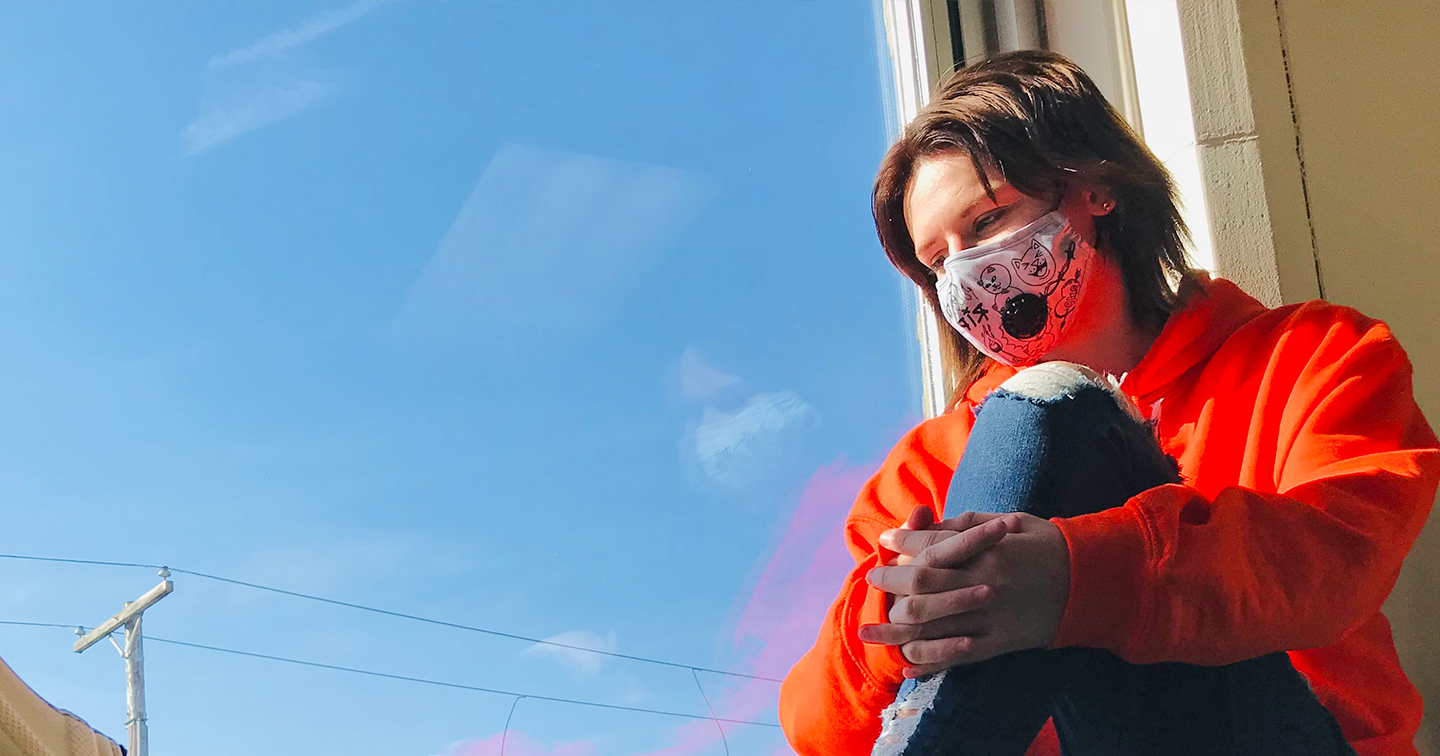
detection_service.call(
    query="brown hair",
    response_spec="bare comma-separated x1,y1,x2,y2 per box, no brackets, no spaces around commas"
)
873,50,1191,407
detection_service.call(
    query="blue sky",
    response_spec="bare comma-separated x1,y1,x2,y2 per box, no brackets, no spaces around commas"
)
0,2,922,754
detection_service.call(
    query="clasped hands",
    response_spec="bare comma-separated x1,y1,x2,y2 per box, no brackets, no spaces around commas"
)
857,506,1071,678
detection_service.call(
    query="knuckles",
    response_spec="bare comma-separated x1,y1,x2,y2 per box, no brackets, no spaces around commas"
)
902,636,973,665
889,596,925,624
872,623,915,644
908,534,949,564
944,512,980,530
903,569,933,594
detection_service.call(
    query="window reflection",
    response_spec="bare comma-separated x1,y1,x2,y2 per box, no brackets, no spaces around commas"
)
0,3,914,755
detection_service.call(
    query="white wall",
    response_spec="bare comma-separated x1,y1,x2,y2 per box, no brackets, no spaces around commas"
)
1181,0,1440,750
1277,2,1440,750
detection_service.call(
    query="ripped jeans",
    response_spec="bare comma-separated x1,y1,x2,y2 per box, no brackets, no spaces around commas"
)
872,363,1356,756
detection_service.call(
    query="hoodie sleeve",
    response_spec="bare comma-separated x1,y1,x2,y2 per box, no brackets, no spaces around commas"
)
1051,315,1440,665
778,417,966,756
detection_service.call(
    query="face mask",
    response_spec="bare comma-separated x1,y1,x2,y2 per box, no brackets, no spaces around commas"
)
935,210,1095,367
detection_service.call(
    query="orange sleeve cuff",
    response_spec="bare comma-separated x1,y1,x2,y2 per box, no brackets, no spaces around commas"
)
1049,501,1154,652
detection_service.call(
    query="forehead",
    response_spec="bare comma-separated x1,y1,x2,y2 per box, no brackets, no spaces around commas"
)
903,154,998,238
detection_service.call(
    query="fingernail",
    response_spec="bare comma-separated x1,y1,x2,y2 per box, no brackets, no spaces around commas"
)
878,530,896,548
902,667,917,679
866,568,879,585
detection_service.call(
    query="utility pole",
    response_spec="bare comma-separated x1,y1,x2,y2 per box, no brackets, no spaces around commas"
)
74,569,173,756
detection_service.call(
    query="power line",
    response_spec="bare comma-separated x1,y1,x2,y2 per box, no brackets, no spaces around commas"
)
692,669,731,756
168,567,787,684
142,637,780,728
0,555,160,570
0,620,78,630
1,620,783,729
501,696,523,756
0,553,786,684
0,620,782,728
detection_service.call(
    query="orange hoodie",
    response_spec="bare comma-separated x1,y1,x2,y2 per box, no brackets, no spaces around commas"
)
779,275,1439,756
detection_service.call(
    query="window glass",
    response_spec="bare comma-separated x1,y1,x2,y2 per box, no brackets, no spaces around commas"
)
0,3,917,754
1126,0,1214,270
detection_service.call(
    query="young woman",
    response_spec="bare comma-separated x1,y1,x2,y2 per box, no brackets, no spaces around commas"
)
779,51,1438,755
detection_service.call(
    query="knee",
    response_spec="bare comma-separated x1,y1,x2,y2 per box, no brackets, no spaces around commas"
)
993,362,1143,423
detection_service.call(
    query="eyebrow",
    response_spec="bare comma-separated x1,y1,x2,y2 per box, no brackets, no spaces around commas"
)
913,187,1010,265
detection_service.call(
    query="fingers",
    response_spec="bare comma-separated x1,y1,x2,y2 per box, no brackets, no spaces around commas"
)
882,507,937,566
857,620,918,646
879,511,1020,559
901,635,977,665
932,510,1016,532
905,659,968,679
919,514,1021,568
901,505,936,531
859,609,986,647
866,561,974,597
888,584,994,625
899,635,1003,677
878,526,957,558
880,514,1017,567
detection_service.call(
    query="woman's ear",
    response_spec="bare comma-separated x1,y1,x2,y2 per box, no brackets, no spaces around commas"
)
1082,186,1117,217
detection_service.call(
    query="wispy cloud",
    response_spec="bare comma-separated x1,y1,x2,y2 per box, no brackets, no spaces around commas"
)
208,2,381,71
183,2,380,154
691,391,819,490
521,629,619,676
183,79,335,154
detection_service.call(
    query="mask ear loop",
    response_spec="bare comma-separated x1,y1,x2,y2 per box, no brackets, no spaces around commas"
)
1040,235,1080,299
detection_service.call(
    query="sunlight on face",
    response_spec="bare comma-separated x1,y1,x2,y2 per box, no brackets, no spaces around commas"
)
902,153,1140,372
903,154,1055,274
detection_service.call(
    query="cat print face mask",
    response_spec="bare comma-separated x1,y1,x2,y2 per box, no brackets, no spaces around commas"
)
934,210,1094,367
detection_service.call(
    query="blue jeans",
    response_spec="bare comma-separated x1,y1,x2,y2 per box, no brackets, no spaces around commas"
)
872,363,1355,756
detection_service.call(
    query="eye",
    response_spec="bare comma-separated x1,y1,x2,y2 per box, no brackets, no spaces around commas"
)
973,207,1007,235
927,252,947,274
